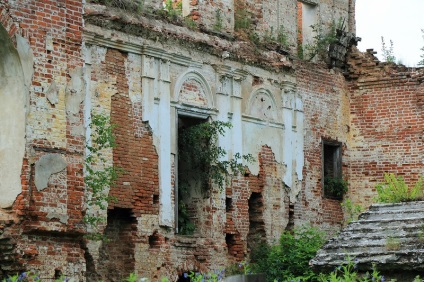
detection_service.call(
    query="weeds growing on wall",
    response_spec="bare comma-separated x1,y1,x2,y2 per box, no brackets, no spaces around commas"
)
213,9,223,32
418,29,424,66
324,177,348,200
84,113,121,240
381,37,396,63
302,21,339,61
262,25,290,50
164,0,182,21
178,121,254,193
178,121,254,234
341,199,363,226
374,173,424,203
88,0,144,13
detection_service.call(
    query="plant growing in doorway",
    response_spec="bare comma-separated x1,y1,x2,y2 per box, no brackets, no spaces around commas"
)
178,120,255,235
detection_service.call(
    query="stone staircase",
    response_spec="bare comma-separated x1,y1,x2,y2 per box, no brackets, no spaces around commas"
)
310,201,424,272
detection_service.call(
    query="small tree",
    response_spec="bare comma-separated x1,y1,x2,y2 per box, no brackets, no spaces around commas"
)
418,29,424,66
381,36,396,63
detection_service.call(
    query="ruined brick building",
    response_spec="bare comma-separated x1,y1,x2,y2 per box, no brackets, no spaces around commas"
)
0,0,423,280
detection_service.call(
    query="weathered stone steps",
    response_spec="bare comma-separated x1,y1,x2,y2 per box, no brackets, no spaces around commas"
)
310,201,424,272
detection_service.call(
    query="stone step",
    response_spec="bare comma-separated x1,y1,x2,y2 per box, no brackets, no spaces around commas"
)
311,201,424,273
344,219,424,235
323,236,423,250
367,201,424,214
359,209,424,221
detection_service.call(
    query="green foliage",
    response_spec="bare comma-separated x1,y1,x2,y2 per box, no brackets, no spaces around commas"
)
324,177,348,199
234,8,252,31
262,26,290,50
88,0,144,13
413,276,423,282
419,29,424,66
375,173,424,203
187,270,225,282
213,9,223,32
84,114,120,239
164,0,182,21
381,37,396,63
125,273,139,282
302,21,339,61
177,194,196,235
385,236,401,251
318,259,386,282
252,226,325,282
184,17,197,30
341,199,363,226
178,121,254,234
179,121,254,192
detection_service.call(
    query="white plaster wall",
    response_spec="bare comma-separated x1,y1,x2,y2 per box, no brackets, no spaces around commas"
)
242,122,284,176
302,2,318,46
0,27,30,208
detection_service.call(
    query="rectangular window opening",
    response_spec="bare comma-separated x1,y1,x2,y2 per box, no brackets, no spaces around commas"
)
323,141,345,200
297,1,318,57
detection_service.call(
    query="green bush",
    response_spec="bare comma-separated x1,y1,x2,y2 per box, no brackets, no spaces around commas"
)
324,177,348,199
375,173,424,203
252,226,325,282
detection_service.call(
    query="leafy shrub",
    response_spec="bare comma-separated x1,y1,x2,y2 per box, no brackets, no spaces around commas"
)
318,259,385,282
252,226,325,282
375,173,424,203
381,37,396,63
324,177,348,200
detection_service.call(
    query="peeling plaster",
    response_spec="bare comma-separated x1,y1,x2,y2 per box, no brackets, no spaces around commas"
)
66,67,86,115
46,81,58,105
0,27,32,208
66,67,86,136
35,154,67,191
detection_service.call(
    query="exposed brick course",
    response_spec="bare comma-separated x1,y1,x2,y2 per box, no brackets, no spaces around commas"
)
1,0,423,280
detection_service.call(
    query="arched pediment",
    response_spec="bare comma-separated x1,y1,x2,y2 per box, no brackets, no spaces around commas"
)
246,88,279,122
174,71,213,108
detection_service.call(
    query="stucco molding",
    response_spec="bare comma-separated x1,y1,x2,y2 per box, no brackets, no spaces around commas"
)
174,70,215,109
84,30,202,68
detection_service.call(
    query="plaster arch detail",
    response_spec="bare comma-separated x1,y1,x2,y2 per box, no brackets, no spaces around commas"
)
246,88,279,122
174,70,214,109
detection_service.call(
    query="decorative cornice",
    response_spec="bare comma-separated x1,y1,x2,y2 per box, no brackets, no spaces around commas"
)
84,31,202,67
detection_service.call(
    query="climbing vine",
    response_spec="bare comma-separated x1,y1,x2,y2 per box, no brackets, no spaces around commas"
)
179,121,254,192
178,120,255,234
84,113,120,239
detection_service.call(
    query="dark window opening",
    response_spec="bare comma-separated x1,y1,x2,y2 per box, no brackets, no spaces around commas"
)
247,192,266,252
177,115,208,235
97,208,136,281
226,197,233,213
149,231,162,249
323,141,345,200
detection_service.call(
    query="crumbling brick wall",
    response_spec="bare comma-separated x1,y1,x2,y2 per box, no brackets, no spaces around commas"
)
0,0,392,280
295,60,350,230
347,48,424,208
0,0,86,279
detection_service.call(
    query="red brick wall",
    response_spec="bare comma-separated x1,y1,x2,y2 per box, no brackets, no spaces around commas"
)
348,49,424,207
1,0,85,278
295,61,348,229
107,49,160,216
